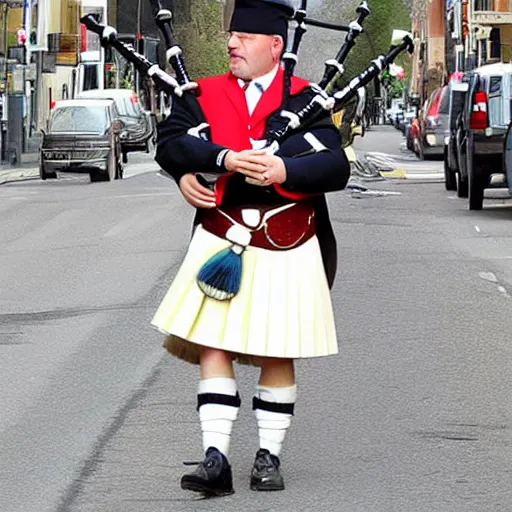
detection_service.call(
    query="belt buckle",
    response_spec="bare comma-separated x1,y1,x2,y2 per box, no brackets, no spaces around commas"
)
262,209,314,250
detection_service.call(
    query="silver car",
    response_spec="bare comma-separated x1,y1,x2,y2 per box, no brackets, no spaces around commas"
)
415,86,449,159
40,99,124,183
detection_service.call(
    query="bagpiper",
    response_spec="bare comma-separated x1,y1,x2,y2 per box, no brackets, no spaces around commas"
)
152,0,350,496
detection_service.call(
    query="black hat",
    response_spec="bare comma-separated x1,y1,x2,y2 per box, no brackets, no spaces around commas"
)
229,0,294,40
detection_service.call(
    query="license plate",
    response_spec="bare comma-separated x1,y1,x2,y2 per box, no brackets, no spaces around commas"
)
47,151,69,160
47,151,93,160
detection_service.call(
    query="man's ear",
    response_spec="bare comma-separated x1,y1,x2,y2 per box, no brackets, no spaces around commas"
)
272,36,284,56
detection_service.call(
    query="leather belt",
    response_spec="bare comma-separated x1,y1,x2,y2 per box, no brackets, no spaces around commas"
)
201,201,316,251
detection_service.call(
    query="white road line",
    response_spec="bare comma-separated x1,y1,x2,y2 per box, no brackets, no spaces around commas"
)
475,225,481,232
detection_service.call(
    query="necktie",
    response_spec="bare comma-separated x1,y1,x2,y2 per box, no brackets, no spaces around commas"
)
243,81,264,116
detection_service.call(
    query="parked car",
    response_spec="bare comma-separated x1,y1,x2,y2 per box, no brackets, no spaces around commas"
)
444,79,468,191
77,88,156,163
40,99,124,183
414,86,449,159
386,98,404,126
456,62,512,210
407,116,420,151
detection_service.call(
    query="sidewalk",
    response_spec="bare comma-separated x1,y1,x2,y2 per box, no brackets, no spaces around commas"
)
0,132,42,185
0,152,39,185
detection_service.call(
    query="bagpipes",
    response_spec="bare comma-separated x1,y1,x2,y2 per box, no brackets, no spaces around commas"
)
80,0,413,171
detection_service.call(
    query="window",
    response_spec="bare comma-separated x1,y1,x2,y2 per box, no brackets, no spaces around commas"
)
490,28,501,60
49,106,108,134
474,0,492,10
488,75,504,126
438,88,450,115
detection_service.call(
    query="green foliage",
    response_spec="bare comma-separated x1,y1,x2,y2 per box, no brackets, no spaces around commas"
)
337,0,411,93
381,69,404,98
175,0,229,79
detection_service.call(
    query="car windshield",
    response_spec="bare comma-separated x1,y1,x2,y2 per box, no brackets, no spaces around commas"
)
80,94,140,117
49,106,109,134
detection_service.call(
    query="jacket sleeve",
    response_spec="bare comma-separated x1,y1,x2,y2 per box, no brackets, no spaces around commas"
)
154,99,229,184
277,124,350,194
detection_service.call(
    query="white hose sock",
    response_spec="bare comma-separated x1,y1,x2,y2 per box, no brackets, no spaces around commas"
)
253,384,297,456
197,377,240,457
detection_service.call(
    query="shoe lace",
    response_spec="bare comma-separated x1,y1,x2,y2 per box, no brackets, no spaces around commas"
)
255,452,279,472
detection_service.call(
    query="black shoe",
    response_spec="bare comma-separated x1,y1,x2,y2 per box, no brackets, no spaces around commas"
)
181,447,234,496
250,448,285,491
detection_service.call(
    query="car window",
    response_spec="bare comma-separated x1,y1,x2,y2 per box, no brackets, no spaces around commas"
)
49,106,109,134
119,98,140,117
450,90,467,130
426,89,442,116
488,75,505,126
438,87,449,114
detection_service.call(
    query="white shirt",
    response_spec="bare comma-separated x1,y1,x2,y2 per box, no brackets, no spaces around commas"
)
238,65,279,116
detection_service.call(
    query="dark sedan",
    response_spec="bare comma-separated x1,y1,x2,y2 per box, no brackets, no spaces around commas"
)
40,99,124,183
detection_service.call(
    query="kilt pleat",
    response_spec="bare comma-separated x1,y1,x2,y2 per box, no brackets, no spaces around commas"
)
151,225,338,365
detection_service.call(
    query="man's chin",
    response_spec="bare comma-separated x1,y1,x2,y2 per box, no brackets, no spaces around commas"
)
230,65,248,80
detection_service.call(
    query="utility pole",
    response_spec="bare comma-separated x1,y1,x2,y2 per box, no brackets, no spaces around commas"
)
135,0,142,97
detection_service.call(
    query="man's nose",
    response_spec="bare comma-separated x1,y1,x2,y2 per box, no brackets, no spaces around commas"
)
228,33,239,50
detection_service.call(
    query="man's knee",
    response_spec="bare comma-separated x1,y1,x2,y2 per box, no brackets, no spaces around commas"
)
258,357,295,386
200,347,234,378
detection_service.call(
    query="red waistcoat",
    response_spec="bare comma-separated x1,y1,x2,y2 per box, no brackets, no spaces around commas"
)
197,68,310,205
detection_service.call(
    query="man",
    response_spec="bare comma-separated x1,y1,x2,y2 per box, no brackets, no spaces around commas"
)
152,0,350,496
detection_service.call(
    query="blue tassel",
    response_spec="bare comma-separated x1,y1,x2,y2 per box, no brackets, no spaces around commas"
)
197,246,242,301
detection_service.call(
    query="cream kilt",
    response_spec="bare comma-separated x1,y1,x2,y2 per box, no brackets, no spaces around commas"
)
151,224,338,366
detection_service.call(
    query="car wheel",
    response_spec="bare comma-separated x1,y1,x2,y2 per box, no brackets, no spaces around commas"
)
116,160,124,180
444,150,457,191
122,151,128,164
456,171,468,198
468,155,485,211
39,162,57,180
417,140,425,160
106,152,116,182
90,172,104,183
406,133,413,151
40,162,47,181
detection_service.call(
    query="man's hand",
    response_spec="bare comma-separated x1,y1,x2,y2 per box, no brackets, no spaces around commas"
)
178,173,216,208
224,150,287,186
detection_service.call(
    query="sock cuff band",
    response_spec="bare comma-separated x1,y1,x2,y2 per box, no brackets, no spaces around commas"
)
197,392,241,411
252,396,295,415
198,377,237,395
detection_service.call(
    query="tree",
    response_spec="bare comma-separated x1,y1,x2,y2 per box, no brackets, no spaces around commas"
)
335,0,412,94
175,0,229,78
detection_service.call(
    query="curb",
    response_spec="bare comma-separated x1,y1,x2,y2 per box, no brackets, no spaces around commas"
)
0,169,40,185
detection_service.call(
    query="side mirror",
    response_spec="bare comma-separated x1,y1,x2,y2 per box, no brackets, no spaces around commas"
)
111,119,123,133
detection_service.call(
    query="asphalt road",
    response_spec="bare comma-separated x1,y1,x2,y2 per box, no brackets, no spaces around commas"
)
2,141,512,512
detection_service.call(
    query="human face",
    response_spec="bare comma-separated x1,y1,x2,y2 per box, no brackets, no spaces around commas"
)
228,32,283,81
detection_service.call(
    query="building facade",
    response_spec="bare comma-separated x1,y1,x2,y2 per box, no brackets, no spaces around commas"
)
410,0,512,105
470,0,512,65
410,0,447,103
